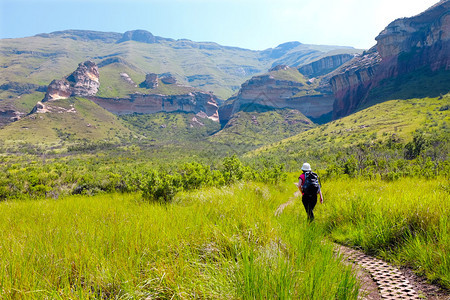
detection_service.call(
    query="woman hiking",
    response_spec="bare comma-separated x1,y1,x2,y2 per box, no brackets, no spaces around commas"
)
298,163,323,222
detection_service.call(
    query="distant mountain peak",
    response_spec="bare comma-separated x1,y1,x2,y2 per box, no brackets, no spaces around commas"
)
117,30,156,44
275,41,303,50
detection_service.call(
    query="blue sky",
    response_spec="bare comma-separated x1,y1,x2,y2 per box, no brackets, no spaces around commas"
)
0,0,439,50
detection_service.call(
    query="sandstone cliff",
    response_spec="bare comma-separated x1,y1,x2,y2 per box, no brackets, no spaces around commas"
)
0,109,24,127
89,92,219,122
32,61,219,122
43,61,100,102
330,48,382,119
140,73,159,89
219,66,337,126
330,0,450,119
298,54,355,78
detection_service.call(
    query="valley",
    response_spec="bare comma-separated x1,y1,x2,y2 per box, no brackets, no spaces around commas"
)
0,0,449,299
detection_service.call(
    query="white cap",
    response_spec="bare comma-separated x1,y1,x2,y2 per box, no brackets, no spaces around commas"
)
301,162,311,171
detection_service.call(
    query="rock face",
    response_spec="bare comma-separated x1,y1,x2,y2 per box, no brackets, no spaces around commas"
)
160,74,177,84
376,1,450,68
90,92,219,122
298,54,355,78
43,79,72,101
43,61,100,102
32,61,219,122
330,0,450,119
140,73,159,89
219,70,335,126
0,109,24,127
330,48,382,119
66,61,100,97
120,73,137,87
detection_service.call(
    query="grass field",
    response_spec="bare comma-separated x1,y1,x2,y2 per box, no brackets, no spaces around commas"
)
0,182,358,299
0,175,447,298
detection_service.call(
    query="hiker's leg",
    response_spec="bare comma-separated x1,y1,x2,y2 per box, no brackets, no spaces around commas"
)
309,194,318,221
301,195,309,218
302,195,316,222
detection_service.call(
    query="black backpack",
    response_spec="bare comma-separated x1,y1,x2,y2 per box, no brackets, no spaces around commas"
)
302,171,320,195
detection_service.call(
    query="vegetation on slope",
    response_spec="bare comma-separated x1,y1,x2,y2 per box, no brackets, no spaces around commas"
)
0,97,132,148
363,67,450,109
0,90,448,298
97,62,198,98
268,67,309,83
251,94,450,172
120,112,221,142
211,109,315,148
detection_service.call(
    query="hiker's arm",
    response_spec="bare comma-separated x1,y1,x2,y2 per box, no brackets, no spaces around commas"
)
298,178,303,193
319,190,323,204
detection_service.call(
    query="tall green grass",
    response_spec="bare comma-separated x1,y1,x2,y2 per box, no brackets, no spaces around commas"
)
318,176,449,288
0,182,359,299
2,176,446,298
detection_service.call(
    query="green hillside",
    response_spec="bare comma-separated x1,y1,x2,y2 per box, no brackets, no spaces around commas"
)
269,67,309,83
250,94,450,167
211,109,315,150
120,112,221,142
0,97,132,149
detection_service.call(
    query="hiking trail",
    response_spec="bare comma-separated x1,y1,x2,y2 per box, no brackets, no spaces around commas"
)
275,193,449,300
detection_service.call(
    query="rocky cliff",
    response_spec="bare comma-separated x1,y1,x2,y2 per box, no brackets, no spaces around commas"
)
43,61,100,102
298,54,355,78
140,73,159,89
0,109,24,127
32,61,219,121
330,0,450,119
219,67,336,126
330,48,382,119
89,92,219,121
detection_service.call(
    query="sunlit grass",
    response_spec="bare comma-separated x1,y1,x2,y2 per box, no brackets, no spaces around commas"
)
0,182,359,299
1,176,447,298
317,176,450,288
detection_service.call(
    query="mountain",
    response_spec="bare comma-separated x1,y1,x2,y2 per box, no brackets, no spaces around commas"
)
250,93,450,163
0,29,361,127
221,1,449,127
34,60,221,121
219,65,336,126
330,0,450,118
2,1,448,153
218,53,356,126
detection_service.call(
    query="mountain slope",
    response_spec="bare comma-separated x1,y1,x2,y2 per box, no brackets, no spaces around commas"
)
210,109,316,150
0,97,132,148
219,65,336,126
250,93,450,162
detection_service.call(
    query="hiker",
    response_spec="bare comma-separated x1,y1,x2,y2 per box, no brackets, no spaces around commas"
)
298,162,323,222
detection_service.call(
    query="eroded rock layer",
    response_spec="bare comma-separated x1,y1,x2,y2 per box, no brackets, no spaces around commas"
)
89,92,219,121
43,61,100,101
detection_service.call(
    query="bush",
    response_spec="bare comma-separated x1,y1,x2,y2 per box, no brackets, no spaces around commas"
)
142,171,182,203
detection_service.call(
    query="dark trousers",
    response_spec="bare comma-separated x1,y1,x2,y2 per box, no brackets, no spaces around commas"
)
302,193,317,222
